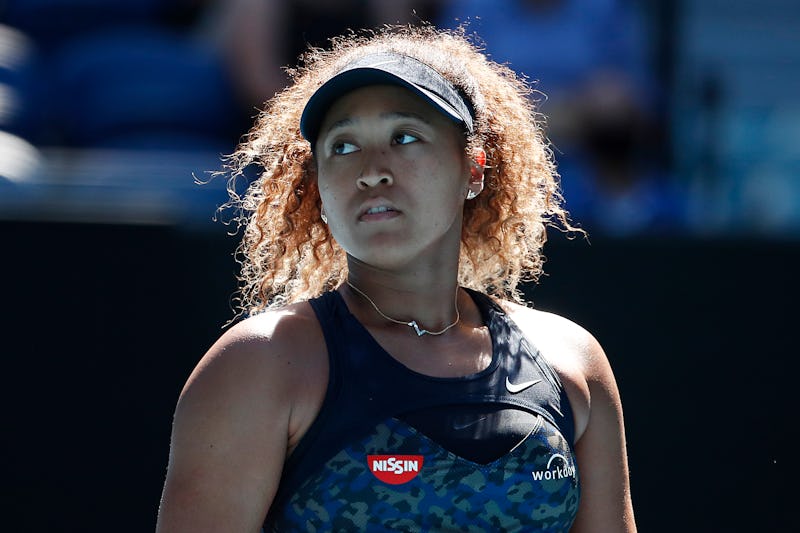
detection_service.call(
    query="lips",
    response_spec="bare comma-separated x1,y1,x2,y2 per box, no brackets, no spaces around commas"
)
358,200,401,222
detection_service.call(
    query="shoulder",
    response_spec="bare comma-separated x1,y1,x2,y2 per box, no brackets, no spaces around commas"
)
183,301,322,392
499,301,637,531
500,300,602,361
498,299,616,442
157,302,329,531
177,300,329,450
198,300,323,369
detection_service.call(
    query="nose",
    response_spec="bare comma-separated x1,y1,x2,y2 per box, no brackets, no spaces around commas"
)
357,172,393,189
356,153,394,190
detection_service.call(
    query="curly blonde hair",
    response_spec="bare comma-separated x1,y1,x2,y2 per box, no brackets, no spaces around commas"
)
219,23,579,317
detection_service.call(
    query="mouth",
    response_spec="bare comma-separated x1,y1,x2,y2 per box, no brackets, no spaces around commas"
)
365,206,394,215
359,204,401,222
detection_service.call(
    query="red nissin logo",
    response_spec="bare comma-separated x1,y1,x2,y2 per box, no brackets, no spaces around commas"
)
367,455,424,484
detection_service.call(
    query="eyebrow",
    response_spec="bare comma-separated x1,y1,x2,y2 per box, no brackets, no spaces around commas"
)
323,111,431,137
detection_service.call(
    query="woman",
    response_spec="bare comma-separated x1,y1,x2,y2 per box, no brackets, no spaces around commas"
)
157,24,636,532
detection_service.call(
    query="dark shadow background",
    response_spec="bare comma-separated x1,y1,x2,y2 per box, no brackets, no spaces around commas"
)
2,221,794,532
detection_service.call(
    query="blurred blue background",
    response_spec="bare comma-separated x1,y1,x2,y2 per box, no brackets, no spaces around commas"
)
1,0,798,237
0,1,795,531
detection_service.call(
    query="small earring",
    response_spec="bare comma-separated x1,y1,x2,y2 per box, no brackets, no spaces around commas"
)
321,213,328,224
475,150,486,168
466,190,478,200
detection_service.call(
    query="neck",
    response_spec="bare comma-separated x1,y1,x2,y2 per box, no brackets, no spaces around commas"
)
344,256,461,333
346,280,460,336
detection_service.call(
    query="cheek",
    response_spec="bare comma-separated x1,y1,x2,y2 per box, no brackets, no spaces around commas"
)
317,160,358,201
319,190,344,220
317,172,343,204
317,184,344,224
418,163,469,230
425,155,469,199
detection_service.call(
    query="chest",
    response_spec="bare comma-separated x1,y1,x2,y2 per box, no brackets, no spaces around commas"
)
365,324,493,378
270,415,580,532
272,291,581,531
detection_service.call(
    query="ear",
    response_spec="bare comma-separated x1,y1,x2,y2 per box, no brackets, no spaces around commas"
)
466,148,486,200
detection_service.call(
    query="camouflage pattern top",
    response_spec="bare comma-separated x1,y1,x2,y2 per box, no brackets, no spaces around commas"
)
264,289,580,532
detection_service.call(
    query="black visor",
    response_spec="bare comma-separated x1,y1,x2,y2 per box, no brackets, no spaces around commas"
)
300,52,474,144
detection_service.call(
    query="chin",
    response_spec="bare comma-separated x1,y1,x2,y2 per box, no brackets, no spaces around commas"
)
339,225,461,270
348,247,417,271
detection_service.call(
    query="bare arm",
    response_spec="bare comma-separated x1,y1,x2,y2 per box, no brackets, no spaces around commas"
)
156,309,325,532
505,303,636,532
570,334,636,533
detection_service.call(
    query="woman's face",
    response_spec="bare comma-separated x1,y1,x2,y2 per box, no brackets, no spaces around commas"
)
314,85,471,270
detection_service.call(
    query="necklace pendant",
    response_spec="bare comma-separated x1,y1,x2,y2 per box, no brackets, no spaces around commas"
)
408,321,428,337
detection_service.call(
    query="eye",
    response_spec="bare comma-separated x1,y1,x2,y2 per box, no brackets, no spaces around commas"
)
332,141,359,155
393,133,419,146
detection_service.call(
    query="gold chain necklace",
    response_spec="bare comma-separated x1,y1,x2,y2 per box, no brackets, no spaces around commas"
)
346,280,460,337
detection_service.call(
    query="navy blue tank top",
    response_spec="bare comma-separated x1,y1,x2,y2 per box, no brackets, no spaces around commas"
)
264,289,580,532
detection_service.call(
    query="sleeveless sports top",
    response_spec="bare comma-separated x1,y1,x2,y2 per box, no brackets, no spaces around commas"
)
263,289,580,532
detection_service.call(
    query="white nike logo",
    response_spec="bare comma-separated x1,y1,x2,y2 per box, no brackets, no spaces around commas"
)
505,377,542,394
452,416,488,431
